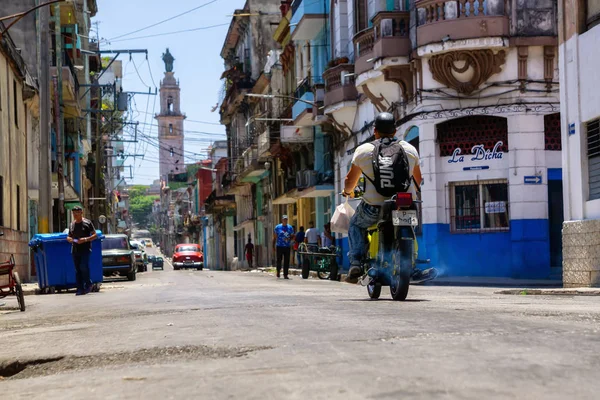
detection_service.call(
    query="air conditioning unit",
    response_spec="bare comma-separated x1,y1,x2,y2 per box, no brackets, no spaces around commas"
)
304,170,318,187
296,170,308,189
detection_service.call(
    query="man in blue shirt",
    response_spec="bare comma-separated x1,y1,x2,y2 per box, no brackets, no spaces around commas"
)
273,215,295,279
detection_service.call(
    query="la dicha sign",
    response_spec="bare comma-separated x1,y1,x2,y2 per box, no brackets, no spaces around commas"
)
448,141,504,164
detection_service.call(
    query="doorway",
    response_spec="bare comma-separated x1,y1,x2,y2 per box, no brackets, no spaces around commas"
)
547,169,564,279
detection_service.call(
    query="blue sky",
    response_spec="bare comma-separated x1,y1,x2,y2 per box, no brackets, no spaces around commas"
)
94,0,246,184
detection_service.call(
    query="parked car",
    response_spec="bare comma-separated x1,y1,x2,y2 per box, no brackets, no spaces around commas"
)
147,255,156,264
152,257,164,270
129,241,147,272
172,244,204,270
101,234,136,281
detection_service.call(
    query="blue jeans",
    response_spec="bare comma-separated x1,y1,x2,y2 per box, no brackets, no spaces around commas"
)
72,252,91,292
348,201,381,264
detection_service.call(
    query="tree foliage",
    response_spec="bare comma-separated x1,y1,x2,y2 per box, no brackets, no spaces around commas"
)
128,185,157,228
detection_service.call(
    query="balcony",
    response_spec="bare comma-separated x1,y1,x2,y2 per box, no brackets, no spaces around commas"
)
353,28,375,76
238,146,269,183
295,169,334,199
290,0,328,41
258,131,271,159
292,77,318,125
50,52,80,104
372,12,411,59
416,0,509,48
323,64,358,107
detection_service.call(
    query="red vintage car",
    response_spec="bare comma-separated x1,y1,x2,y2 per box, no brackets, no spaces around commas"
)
172,244,204,271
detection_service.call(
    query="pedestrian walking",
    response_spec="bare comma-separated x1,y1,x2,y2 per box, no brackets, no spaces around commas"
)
294,226,305,267
66,206,98,296
273,215,295,279
245,237,254,269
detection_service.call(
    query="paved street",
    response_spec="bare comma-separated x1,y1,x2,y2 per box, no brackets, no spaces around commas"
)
1,249,599,399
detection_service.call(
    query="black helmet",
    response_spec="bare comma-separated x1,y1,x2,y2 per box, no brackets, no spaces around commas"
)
374,112,395,135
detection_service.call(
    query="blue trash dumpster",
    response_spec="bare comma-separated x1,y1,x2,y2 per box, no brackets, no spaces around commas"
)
29,230,105,293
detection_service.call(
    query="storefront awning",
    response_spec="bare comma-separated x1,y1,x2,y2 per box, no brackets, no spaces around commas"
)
273,189,299,205
295,184,334,199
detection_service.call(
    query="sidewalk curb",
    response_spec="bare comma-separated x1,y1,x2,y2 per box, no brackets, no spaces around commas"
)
497,288,600,296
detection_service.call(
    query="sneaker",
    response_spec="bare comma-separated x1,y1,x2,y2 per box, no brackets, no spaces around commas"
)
345,263,363,284
84,286,93,294
75,291,85,296
276,270,281,278
284,276,290,280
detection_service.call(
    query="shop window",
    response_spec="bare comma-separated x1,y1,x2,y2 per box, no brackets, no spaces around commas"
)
437,116,508,157
587,118,600,200
544,113,561,151
450,180,509,233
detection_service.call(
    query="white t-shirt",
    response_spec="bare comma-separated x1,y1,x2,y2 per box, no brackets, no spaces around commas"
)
351,139,419,206
305,228,320,244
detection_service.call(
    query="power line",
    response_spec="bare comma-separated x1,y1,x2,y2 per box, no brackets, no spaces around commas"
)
108,0,221,40
136,110,222,126
109,23,230,43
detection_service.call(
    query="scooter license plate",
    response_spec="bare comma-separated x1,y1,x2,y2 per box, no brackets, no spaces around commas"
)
392,210,418,227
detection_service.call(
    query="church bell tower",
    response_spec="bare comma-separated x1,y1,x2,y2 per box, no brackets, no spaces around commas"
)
155,48,185,182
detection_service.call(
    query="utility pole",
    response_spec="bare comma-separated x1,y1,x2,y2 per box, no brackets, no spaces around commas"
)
38,0,52,233
53,3,65,231
94,81,102,225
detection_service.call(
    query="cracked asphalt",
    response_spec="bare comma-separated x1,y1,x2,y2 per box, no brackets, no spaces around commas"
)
1,251,599,399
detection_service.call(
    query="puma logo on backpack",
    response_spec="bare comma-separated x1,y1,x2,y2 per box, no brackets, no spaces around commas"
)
365,138,411,197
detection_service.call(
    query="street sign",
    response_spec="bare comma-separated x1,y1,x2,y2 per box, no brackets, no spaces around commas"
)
524,176,542,185
569,123,576,136
463,166,490,171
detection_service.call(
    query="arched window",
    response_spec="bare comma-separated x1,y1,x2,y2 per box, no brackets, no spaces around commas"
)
405,126,419,153
167,96,173,113
169,124,174,135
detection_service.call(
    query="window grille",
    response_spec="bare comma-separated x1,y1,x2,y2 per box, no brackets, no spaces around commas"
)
587,118,600,200
449,180,510,233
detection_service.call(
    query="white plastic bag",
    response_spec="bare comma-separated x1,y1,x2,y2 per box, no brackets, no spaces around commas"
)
330,197,355,234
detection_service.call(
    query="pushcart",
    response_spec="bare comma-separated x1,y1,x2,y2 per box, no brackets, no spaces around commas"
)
0,252,26,312
298,243,340,281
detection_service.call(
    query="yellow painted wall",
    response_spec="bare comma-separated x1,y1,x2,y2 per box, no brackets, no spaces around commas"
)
0,54,28,232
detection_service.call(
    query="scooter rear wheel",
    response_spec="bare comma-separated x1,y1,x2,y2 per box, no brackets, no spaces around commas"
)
390,238,413,301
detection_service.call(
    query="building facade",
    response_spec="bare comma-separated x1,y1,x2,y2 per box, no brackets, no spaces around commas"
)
0,22,37,280
559,0,600,286
215,0,282,270
322,0,561,278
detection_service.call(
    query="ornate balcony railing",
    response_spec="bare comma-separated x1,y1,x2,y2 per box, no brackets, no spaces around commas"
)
416,0,508,47
323,64,358,107
354,28,375,58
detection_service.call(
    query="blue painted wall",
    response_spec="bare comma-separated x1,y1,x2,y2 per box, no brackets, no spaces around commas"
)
422,220,550,278
336,219,550,278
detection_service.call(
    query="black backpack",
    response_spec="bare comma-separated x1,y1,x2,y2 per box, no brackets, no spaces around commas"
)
364,138,411,197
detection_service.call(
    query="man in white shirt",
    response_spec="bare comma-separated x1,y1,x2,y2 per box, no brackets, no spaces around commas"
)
342,112,422,283
304,221,320,246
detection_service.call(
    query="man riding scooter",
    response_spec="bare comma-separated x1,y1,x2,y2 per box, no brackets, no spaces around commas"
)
342,112,424,284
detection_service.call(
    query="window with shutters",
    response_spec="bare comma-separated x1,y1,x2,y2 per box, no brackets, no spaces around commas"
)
587,118,600,200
